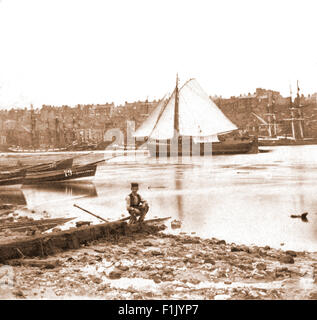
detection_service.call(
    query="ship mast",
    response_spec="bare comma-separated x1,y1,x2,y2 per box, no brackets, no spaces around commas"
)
55,115,60,148
173,73,180,136
296,80,304,139
264,92,278,138
289,85,296,139
30,104,35,150
266,93,273,137
286,81,305,140
270,93,277,137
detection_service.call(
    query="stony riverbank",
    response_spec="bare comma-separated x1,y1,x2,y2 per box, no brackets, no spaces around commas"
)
1,229,317,300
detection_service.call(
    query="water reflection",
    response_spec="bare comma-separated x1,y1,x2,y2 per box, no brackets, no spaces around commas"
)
23,182,98,198
21,182,98,216
175,170,184,220
0,189,27,206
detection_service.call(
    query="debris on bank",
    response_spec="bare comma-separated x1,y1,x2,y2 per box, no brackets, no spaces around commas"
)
2,226,317,300
0,217,169,262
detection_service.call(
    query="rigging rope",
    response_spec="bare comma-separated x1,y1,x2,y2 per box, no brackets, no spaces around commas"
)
148,90,175,139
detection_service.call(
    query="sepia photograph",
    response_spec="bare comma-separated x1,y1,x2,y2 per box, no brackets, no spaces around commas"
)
1,0,317,307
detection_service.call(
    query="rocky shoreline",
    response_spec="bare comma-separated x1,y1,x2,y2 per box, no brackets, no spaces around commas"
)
1,227,317,300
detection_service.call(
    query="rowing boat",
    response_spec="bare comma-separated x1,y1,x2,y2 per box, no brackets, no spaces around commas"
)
25,157,74,173
0,169,26,188
22,161,102,185
0,217,74,233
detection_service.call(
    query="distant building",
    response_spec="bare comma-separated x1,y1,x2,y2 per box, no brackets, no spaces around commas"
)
1,90,317,147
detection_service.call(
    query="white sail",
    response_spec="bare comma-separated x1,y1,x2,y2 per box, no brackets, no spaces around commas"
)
133,95,167,138
178,79,237,137
134,78,237,140
149,90,176,140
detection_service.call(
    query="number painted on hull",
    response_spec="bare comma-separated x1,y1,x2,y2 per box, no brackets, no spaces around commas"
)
64,169,72,177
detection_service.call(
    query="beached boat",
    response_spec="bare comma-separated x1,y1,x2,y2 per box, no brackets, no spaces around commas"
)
0,169,26,188
134,76,258,156
0,216,170,262
0,158,74,177
25,157,74,173
22,160,103,185
0,217,74,233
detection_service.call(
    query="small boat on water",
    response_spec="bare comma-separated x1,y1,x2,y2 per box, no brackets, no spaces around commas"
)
0,158,74,188
0,157,74,172
7,146,68,153
134,76,258,156
0,169,26,188
22,160,104,185
24,157,74,173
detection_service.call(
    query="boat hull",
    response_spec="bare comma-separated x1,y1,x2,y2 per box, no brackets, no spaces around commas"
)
259,138,317,146
0,169,26,187
0,184,23,189
26,158,74,173
22,164,97,185
147,138,258,157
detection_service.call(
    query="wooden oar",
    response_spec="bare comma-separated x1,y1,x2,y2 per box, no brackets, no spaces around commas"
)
74,204,171,225
118,216,131,221
73,204,108,222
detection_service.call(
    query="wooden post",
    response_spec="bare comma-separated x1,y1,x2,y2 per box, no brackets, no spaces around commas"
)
167,139,170,157
156,139,159,158
200,143,204,156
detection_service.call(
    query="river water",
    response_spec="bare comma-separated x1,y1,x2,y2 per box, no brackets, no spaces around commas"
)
5,145,317,252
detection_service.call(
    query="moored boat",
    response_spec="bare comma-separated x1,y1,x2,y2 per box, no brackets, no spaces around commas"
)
25,157,74,173
0,169,26,188
258,137,317,146
7,146,68,153
257,81,317,147
147,136,257,156
22,160,103,185
134,76,258,157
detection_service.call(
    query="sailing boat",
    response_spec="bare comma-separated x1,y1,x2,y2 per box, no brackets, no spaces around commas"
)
134,76,258,156
258,81,317,146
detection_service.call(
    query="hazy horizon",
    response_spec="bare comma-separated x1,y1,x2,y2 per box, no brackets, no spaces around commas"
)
1,0,317,109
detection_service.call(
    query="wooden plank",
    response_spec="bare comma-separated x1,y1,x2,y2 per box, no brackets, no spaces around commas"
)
0,217,74,231
0,217,169,262
7,258,61,268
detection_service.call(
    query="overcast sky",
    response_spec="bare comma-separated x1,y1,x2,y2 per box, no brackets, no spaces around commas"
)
0,0,317,109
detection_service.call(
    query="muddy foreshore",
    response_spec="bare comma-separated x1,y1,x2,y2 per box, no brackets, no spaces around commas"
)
1,227,317,300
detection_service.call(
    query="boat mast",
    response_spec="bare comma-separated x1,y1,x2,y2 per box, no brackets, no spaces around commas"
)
266,94,272,137
55,116,60,148
173,73,180,136
272,97,277,137
296,80,304,139
30,104,35,150
289,85,296,139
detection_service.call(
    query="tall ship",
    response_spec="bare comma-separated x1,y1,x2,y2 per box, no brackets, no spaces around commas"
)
134,76,258,156
257,81,317,146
